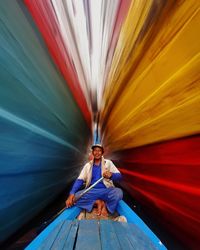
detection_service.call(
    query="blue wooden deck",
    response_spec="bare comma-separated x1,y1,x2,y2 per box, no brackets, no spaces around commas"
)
27,219,160,250
26,201,166,250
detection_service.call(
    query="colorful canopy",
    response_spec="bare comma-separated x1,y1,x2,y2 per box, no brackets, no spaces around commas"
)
0,0,199,249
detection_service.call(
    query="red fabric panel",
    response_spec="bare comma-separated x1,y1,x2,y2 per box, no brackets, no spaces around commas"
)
111,135,200,248
24,0,91,127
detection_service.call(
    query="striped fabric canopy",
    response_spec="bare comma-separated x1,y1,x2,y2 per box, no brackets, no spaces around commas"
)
0,1,199,249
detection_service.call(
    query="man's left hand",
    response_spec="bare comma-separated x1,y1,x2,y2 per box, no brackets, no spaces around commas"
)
103,170,112,179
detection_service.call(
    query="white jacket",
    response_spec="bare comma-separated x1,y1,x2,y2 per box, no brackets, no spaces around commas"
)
78,157,120,188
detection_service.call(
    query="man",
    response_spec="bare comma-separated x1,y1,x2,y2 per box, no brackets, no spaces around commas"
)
65,144,123,216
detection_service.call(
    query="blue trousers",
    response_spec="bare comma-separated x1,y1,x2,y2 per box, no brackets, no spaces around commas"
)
75,187,123,214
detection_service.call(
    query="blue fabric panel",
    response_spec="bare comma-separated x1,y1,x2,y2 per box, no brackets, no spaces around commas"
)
0,0,91,242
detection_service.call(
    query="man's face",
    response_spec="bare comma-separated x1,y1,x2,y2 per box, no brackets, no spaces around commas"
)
92,147,103,160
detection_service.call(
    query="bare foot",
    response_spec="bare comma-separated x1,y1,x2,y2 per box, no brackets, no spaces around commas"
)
77,211,85,220
93,200,103,215
100,203,109,217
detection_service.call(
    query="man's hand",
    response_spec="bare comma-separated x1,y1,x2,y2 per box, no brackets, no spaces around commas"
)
65,194,75,208
103,170,112,179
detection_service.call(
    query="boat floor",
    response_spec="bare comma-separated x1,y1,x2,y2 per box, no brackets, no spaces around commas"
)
35,207,157,250
38,219,158,250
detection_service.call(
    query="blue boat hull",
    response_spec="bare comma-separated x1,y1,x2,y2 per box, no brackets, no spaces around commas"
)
26,201,166,250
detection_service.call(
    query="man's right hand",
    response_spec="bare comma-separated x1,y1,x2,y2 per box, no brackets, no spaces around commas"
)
65,194,75,208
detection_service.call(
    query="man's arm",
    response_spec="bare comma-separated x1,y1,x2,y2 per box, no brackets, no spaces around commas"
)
70,179,84,194
103,160,122,181
111,172,122,181
65,163,88,208
66,179,84,208
65,179,84,208
103,171,122,181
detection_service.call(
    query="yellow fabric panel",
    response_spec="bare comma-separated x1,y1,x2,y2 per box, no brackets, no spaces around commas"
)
101,0,157,111
101,0,200,151
104,55,200,149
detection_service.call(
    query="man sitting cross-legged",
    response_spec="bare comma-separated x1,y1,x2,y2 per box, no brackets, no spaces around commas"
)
65,144,123,216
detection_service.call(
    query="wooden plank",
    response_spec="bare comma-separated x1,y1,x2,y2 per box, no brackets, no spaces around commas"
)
26,207,81,250
100,220,121,250
127,223,158,250
38,221,64,250
112,221,135,249
50,220,72,250
117,201,165,249
117,222,158,250
75,220,101,250
115,222,139,249
63,220,79,250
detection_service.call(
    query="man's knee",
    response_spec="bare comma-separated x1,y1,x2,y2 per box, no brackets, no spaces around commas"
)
115,188,123,200
109,188,123,200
